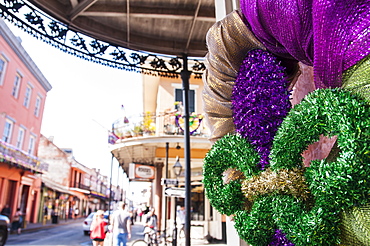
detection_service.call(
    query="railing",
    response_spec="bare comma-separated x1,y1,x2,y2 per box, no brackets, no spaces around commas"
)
0,140,49,173
0,1,205,79
71,182,90,191
78,183,90,190
112,112,209,140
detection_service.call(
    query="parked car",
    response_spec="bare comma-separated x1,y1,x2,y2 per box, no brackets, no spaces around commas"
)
83,211,111,235
83,212,95,235
0,215,10,246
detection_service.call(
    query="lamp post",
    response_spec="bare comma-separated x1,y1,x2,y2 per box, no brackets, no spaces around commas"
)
172,156,182,246
163,142,169,246
181,55,192,246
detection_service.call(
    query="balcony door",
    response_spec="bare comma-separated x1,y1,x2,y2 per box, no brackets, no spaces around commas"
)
175,88,195,114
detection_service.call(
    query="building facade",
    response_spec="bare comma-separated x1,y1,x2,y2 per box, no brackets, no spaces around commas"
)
0,18,127,227
38,135,111,223
37,135,75,222
87,167,110,214
66,149,92,218
0,19,51,225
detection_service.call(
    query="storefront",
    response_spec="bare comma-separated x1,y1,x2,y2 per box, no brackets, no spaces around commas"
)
89,191,108,213
0,140,48,225
39,178,75,223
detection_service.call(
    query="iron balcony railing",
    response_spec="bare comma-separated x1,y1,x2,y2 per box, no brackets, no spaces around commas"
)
111,111,209,140
70,182,90,191
0,139,49,173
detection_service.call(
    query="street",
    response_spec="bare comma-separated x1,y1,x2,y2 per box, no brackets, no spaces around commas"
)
5,220,145,246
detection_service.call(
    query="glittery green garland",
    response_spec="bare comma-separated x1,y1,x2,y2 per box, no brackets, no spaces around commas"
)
204,88,370,245
203,134,260,216
233,194,338,246
267,88,370,244
270,88,370,210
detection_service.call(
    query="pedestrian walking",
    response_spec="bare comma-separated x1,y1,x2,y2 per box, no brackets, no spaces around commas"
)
12,208,23,235
144,208,158,243
74,207,79,219
144,208,158,231
111,202,131,246
137,208,143,222
177,206,186,238
90,210,108,246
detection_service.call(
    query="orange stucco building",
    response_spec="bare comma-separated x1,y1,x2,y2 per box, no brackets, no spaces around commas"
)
0,19,51,224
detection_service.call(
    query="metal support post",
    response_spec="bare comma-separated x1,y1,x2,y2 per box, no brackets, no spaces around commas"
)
173,190,178,246
180,54,191,246
108,153,114,223
164,142,169,245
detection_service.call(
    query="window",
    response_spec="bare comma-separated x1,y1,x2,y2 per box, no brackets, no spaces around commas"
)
27,135,35,155
23,85,32,108
2,120,13,143
16,127,25,149
175,88,195,113
0,55,8,86
11,74,22,98
34,96,41,117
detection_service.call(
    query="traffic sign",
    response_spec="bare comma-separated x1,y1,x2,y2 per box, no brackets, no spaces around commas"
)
164,187,185,197
161,178,179,186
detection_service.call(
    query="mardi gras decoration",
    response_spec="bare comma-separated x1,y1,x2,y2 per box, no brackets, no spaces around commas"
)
202,1,370,245
204,85,370,246
175,114,203,135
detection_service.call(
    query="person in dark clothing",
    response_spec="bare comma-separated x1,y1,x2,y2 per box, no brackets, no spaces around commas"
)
12,208,23,234
1,204,11,218
145,208,158,231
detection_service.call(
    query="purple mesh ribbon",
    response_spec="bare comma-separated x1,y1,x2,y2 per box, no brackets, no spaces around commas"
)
240,0,370,89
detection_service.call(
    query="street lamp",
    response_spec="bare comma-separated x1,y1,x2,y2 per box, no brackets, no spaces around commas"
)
173,156,183,177
172,156,182,246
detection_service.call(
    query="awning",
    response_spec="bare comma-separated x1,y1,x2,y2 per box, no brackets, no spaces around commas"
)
42,178,75,196
89,191,108,199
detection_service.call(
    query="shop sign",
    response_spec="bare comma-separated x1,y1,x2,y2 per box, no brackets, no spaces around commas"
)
129,163,155,180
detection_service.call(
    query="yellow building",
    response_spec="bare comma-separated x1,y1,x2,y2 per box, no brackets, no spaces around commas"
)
109,74,224,241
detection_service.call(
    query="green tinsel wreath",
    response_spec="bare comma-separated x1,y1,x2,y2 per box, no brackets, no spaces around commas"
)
203,88,370,246
270,88,370,210
203,134,260,216
266,88,370,245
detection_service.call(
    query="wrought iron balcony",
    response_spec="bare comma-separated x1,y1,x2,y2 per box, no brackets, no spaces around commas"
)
71,182,90,191
111,111,209,141
0,139,49,173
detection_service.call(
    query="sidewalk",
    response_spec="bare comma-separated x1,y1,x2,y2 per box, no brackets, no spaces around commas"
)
17,216,86,233
14,217,226,246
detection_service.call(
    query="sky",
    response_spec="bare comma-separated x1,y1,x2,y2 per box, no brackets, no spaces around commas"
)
5,21,144,187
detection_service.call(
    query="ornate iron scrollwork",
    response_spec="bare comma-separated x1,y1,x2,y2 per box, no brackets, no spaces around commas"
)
0,0,206,78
